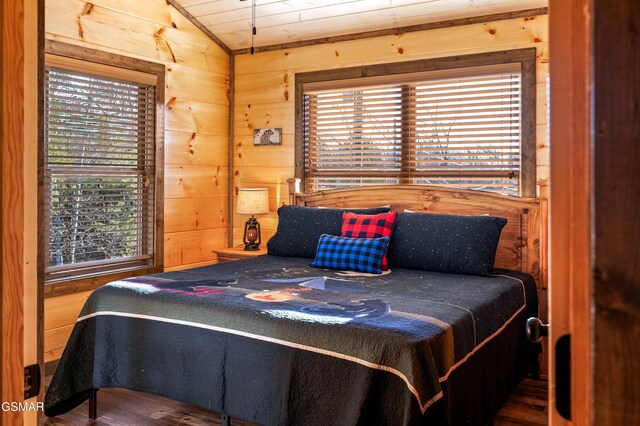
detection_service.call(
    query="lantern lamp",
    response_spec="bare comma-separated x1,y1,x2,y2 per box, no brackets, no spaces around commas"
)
236,188,269,251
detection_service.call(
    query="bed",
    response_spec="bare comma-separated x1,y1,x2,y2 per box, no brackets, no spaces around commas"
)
45,184,542,425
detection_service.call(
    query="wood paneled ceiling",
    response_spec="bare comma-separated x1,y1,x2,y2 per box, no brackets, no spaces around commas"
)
174,0,548,50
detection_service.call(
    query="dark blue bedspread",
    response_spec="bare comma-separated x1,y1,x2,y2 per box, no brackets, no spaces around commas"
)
45,255,539,425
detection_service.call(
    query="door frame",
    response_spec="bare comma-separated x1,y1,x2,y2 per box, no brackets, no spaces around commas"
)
1,0,44,424
549,0,593,424
1,0,28,423
550,0,640,424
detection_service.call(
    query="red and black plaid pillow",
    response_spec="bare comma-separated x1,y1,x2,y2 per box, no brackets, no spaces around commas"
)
341,211,397,270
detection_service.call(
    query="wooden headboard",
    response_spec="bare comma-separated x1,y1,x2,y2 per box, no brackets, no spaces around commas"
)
288,180,541,287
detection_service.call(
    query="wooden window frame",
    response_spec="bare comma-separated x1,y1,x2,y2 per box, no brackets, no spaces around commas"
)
295,48,537,197
41,41,165,298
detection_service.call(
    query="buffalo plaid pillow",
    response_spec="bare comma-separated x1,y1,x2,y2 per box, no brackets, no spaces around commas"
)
311,234,390,274
341,211,397,270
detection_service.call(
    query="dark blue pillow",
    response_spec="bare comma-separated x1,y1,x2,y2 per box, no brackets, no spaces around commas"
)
267,205,390,258
387,212,507,276
312,234,390,274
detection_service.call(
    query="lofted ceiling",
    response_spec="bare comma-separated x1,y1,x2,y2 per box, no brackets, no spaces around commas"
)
174,0,548,51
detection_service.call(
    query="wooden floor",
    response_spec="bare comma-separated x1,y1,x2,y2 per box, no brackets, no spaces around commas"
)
44,377,548,425
494,378,548,425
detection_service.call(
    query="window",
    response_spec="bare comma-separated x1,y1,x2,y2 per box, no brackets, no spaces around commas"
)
43,47,164,285
296,49,536,196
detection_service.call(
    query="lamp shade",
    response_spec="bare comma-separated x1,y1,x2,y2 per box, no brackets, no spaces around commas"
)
236,188,269,215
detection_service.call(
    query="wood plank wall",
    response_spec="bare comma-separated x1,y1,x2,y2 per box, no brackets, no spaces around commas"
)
43,0,230,362
232,14,550,246
232,15,550,374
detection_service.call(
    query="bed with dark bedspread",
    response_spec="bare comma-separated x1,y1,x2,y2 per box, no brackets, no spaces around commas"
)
45,255,539,425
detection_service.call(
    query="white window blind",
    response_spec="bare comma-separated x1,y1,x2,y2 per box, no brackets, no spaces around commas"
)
44,65,157,280
305,86,403,189
303,70,522,194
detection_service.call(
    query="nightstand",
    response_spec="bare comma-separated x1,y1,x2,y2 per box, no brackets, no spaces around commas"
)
214,246,266,262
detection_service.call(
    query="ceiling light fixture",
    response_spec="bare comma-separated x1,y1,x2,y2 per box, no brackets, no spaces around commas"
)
240,0,257,55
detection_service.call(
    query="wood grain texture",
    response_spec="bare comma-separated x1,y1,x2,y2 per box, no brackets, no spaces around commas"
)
163,258,217,272
165,131,228,166
214,246,266,262
593,0,640,424
233,7,548,54
44,325,74,363
44,266,163,299
549,0,592,424
1,0,26,422
293,185,541,285
164,0,231,55
46,0,229,73
165,165,228,198
232,15,550,261
180,0,547,51
234,16,549,74
34,0,46,419
69,0,212,40
42,371,547,425
495,378,549,425
227,53,235,246
44,0,230,360
164,228,228,268
538,181,549,378
44,290,89,363
165,197,228,234
44,291,90,331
